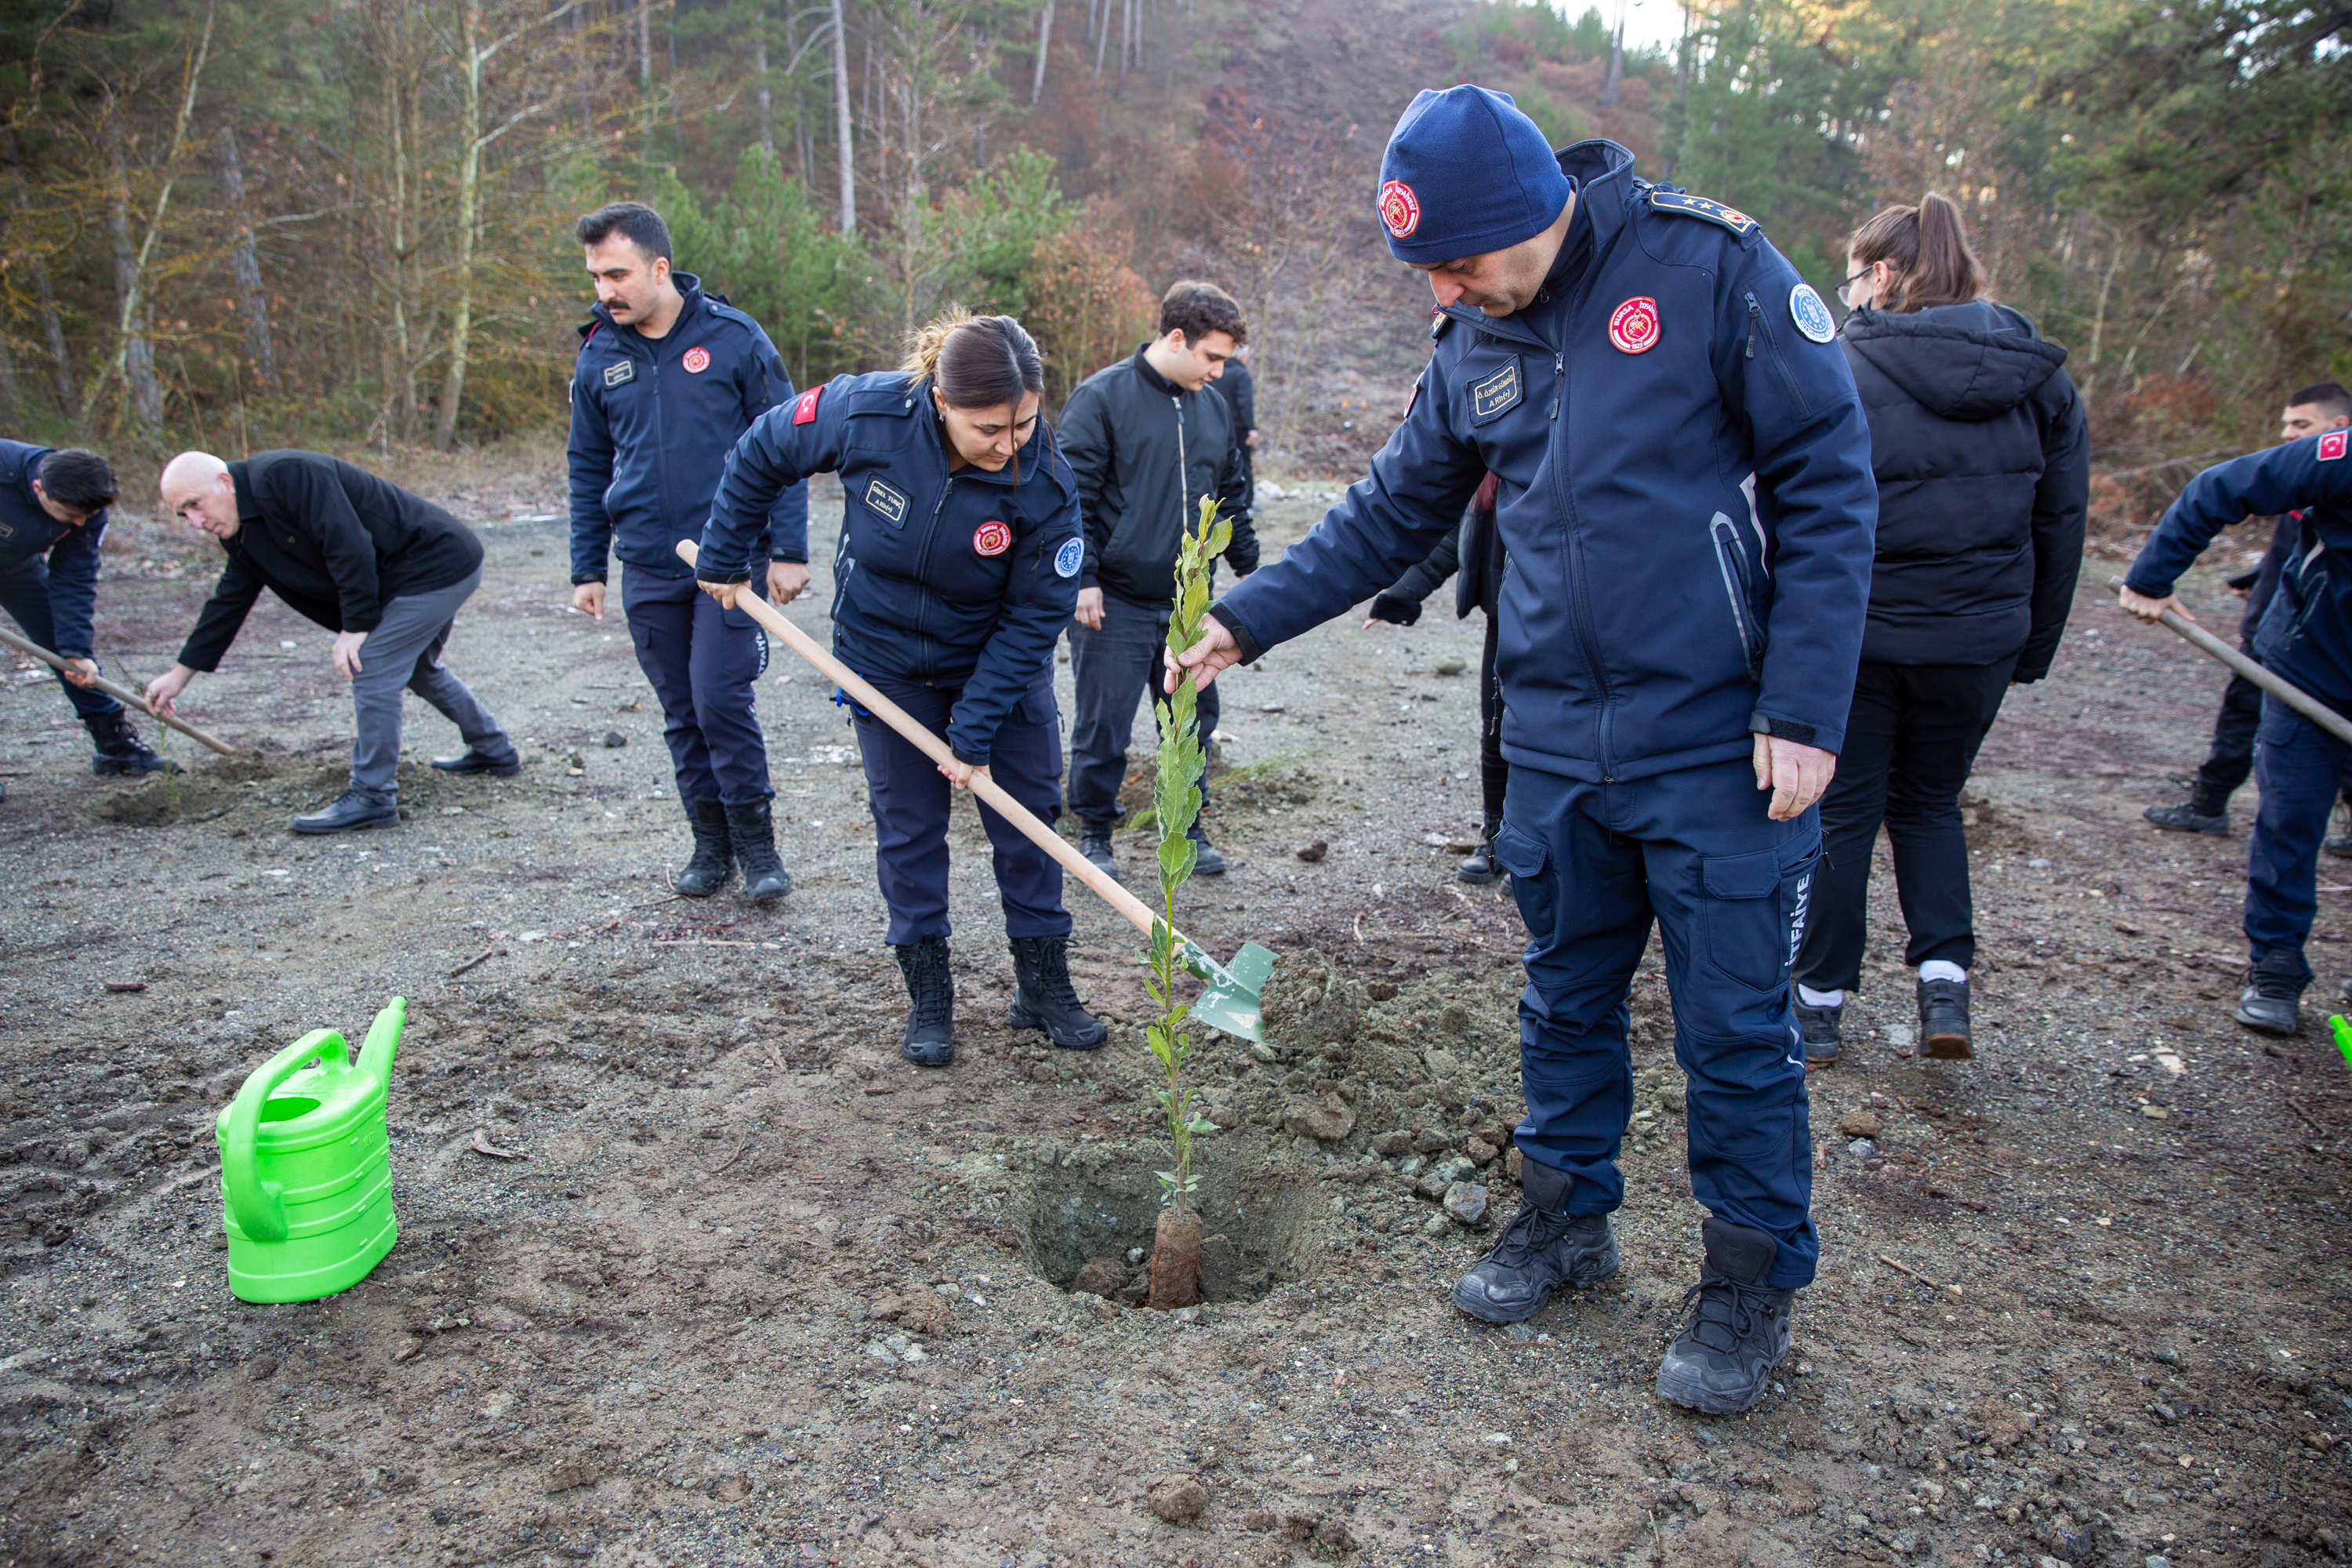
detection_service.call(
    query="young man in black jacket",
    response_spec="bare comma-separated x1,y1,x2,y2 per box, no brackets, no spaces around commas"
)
147,449,516,833
1059,281,1259,881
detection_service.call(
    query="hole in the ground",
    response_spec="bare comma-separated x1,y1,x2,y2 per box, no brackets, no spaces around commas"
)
1007,1142,1326,1304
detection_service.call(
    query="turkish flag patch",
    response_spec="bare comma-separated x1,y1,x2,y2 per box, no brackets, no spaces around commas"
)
2321,430,2348,462
973,521,1011,557
791,387,822,425
1608,297,1661,354
681,346,711,374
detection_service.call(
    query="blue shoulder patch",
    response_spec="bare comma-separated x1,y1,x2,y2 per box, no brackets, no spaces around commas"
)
1648,189,1761,238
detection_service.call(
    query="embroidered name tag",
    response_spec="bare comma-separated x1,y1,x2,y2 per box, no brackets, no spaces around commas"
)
602,360,634,388
864,477,909,525
1471,360,1522,422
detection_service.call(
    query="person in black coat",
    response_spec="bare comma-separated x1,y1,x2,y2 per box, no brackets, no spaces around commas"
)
1210,348,1257,515
1791,193,2089,1067
1363,471,1508,880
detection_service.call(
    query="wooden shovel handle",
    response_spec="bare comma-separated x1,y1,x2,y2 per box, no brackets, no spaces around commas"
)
676,542,1174,944
2151,606,2352,748
0,623,238,756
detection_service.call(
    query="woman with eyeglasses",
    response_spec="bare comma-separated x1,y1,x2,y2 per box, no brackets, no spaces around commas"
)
1791,192,2089,1068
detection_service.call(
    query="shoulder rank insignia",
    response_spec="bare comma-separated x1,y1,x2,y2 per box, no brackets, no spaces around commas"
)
1649,190,1759,236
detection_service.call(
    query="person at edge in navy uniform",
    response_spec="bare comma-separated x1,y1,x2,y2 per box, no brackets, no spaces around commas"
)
2121,419,2352,1038
695,311,1109,1068
0,441,175,791
567,201,808,902
1167,86,1878,1414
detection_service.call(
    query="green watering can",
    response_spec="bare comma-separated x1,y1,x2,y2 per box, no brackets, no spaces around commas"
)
214,997,405,1304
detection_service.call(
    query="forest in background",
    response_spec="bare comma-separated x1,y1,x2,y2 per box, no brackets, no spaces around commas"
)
0,0,2343,521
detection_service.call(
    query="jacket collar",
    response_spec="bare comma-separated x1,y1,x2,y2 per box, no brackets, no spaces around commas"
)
226,460,263,524
583,271,706,351
1131,346,1185,398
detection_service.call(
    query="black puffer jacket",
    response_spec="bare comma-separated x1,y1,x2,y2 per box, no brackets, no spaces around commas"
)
1841,299,2089,679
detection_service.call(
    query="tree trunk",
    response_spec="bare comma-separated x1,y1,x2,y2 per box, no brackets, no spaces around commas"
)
2,134,78,416
0,326,20,419
754,27,775,157
829,0,856,230
637,0,652,86
1030,1,1052,104
1602,15,1624,107
1094,0,1110,78
102,114,165,433
1119,0,1132,84
212,126,278,388
435,0,486,453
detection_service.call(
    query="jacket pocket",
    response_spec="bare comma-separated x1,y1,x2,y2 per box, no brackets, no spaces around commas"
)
1698,837,1818,994
1492,823,1556,945
1709,513,1765,677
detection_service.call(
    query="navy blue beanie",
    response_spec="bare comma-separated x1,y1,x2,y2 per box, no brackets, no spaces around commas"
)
1377,85,1573,263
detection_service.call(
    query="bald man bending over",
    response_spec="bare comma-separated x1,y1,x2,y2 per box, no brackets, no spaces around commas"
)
147,450,516,833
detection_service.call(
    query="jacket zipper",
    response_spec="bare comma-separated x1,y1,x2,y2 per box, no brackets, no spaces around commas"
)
1173,394,1189,535
909,475,953,678
1710,513,1764,677
1548,351,1563,419
1539,324,1618,780
1743,292,1809,414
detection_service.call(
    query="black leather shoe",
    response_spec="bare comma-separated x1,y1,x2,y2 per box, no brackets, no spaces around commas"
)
675,799,733,897
1080,827,1118,884
292,788,397,834
1450,1158,1618,1323
2236,953,2307,1035
895,935,955,1067
1188,824,1228,876
1656,1217,1795,1415
430,745,521,776
2327,832,2352,860
1795,999,1842,1066
1918,978,1972,1059
2143,800,2228,836
1457,812,1503,884
84,710,178,776
724,798,793,902
1007,934,1108,1050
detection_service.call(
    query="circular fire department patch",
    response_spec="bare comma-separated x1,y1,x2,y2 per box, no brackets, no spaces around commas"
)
1607,297,1660,354
681,346,711,374
1378,180,1421,239
972,521,1011,557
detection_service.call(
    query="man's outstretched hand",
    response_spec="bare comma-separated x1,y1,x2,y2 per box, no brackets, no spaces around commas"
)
1753,734,1836,822
1164,612,1242,694
2117,583,2189,626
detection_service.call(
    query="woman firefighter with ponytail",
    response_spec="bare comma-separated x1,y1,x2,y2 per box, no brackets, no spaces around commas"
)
695,310,1107,1067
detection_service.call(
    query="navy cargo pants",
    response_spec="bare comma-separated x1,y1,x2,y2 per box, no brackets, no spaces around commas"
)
1490,757,1820,1289
0,558,119,721
622,569,773,806
854,673,1071,947
2245,695,2352,979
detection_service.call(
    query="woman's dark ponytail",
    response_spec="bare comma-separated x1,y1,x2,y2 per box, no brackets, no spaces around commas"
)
1849,191,1987,313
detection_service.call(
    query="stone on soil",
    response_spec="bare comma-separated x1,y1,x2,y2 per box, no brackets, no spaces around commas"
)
1070,1258,1127,1298
1147,1473,1207,1523
869,1290,949,1336
1838,1110,1883,1139
1283,1091,1356,1142
1445,1182,1488,1226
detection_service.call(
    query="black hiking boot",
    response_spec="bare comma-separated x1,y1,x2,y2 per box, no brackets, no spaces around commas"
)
1918,978,1972,1060
291,787,397,834
1656,1216,1795,1415
895,935,955,1067
1080,826,1118,884
2143,797,2228,836
430,744,521,776
1189,822,1228,876
2235,951,2308,1036
724,798,793,902
1794,998,1842,1067
1457,811,1503,885
1007,934,1109,1051
1450,1157,1618,1323
2328,832,2352,860
675,799,733,897
84,710,177,777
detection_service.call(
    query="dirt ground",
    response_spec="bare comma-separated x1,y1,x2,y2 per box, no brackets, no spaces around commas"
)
2,464,2351,1568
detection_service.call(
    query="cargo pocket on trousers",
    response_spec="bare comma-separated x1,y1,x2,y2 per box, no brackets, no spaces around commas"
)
1699,841,1814,994
1492,824,1555,946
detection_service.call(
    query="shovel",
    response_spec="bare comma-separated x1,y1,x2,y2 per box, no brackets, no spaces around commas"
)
2130,595,2352,747
674,540,1275,1042
0,624,238,756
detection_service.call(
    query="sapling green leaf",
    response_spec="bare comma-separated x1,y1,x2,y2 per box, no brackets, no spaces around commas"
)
1139,492,1232,1219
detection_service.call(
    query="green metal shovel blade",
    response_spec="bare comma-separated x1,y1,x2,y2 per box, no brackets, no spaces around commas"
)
1181,939,1277,1044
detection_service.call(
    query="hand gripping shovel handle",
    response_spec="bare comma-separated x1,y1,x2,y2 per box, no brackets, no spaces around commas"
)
0,623,238,756
2146,604,2352,749
674,542,1203,957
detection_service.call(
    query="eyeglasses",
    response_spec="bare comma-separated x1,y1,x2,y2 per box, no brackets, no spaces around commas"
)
1835,267,1875,308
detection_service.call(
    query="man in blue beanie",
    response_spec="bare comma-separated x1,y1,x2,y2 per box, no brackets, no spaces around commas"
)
1170,85,1877,1414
